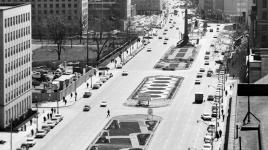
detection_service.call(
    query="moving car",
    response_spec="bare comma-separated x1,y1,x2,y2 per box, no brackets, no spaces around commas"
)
158,36,163,39
122,71,128,76
35,130,47,138
199,68,205,72
176,27,179,30
164,37,169,40
163,32,167,35
100,101,107,107
205,51,210,55
204,61,209,65
204,56,209,60
147,48,152,52
209,29,213,32
201,113,212,121
83,105,91,111
163,40,168,44
195,79,201,85
210,44,214,47
196,73,203,78
83,91,92,98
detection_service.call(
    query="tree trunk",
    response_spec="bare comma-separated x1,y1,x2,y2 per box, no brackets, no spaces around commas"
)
57,44,61,60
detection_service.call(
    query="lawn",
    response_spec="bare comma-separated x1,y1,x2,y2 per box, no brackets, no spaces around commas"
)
108,122,141,136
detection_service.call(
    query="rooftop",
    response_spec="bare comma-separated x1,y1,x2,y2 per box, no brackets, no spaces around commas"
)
0,3,29,11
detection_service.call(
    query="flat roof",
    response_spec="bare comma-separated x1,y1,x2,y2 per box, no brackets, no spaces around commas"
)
0,3,30,11
0,6,12,10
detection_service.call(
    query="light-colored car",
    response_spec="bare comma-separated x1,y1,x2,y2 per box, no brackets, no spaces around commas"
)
199,68,205,72
204,61,209,65
92,83,101,89
202,143,212,150
204,133,213,143
46,121,56,129
195,79,201,84
163,40,168,44
83,105,91,111
100,101,107,107
95,81,103,86
122,71,128,76
99,77,108,83
53,113,63,122
116,63,123,69
83,91,92,98
35,129,47,138
204,56,209,60
147,48,152,52
51,117,61,125
201,113,212,121
25,137,36,147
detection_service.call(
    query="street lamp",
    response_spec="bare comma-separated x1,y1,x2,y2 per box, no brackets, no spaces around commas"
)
75,72,77,101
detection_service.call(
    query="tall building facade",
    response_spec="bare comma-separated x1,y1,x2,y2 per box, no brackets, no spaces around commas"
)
131,0,163,15
3,0,88,37
88,0,131,31
0,3,32,129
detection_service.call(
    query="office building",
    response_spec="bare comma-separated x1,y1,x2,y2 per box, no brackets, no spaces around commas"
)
88,0,131,31
132,0,163,15
0,3,32,129
4,0,88,37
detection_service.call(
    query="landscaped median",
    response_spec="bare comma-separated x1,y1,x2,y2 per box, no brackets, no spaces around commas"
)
125,75,184,108
86,114,162,150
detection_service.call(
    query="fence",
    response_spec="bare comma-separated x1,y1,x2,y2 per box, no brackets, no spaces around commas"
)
32,69,95,103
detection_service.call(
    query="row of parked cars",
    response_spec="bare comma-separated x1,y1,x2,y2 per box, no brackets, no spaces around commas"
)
92,73,113,90
18,114,64,149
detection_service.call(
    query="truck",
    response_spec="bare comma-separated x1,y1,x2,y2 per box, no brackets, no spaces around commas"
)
195,92,204,103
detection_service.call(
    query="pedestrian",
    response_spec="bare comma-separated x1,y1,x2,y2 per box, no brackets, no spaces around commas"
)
64,100,67,105
215,131,220,140
107,109,110,117
53,108,56,113
223,114,225,121
31,129,34,136
43,116,46,122
232,74,235,79
225,90,228,96
221,109,224,116
30,119,32,125
219,130,222,137
70,93,73,98
230,85,232,89
50,113,52,119
47,113,49,119
87,82,89,88
51,108,53,114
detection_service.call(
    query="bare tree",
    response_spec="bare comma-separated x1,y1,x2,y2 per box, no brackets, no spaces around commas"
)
46,16,67,60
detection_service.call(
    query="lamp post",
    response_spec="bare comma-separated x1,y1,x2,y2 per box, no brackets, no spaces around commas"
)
75,73,77,101
35,95,39,132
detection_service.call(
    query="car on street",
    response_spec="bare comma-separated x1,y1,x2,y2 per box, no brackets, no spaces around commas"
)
53,113,63,122
199,68,205,72
163,32,167,35
213,36,217,38
204,133,213,143
116,63,123,69
41,126,51,133
51,117,60,125
158,36,163,39
209,29,213,32
201,113,212,121
176,27,179,30
205,51,210,55
147,48,152,52
83,91,92,98
163,40,168,44
46,120,56,129
95,81,103,87
83,105,91,111
100,101,107,107
35,129,47,138
204,61,209,65
92,83,100,89
164,37,169,40
207,95,214,101
202,143,212,150
204,56,209,60
122,71,128,76
210,44,214,47
100,77,108,83
196,73,203,78
207,122,216,133
25,137,36,147
0,140,6,144
195,79,201,84
164,29,168,31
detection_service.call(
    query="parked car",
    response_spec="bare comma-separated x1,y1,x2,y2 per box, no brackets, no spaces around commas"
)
100,101,107,107
92,83,100,89
83,91,92,98
147,48,152,52
196,73,203,78
0,140,6,144
158,36,163,39
46,121,56,129
176,27,179,30
99,77,108,83
164,37,169,40
35,130,47,138
52,113,63,122
205,51,210,55
204,61,209,65
164,29,168,31
163,32,167,35
202,143,212,150
41,126,51,133
209,29,213,32
116,63,123,69
204,56,209,60
207,95,214,101
201,113,212,121
210,44,214,47
25,137,36,147
163,40,168,44
204,133,213,143
51,117,61,125
83,105,91,111
122,71,128,76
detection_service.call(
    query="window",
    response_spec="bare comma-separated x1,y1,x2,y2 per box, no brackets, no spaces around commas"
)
5,19,7,27
262,11,267,20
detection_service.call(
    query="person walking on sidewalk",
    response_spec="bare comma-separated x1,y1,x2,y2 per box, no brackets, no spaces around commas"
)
87,82,89,88
219,130,222,138
70,93,73,98
107,109,110,117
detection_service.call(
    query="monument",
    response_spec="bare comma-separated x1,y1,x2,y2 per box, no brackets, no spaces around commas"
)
177,9,193,47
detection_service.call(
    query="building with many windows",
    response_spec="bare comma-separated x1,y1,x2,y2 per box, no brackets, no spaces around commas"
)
3,0,88,37
0,3,32,129
88,0,132,31
131,0,163,15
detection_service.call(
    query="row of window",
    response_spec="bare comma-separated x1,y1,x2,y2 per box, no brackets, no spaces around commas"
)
4,26,31,43
5,67,31,89
5,40,31,59
32,3,77,8
32,9,77,15
5,55,31,74
4,12,30,28
5,95,31,125
5,80,31,104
